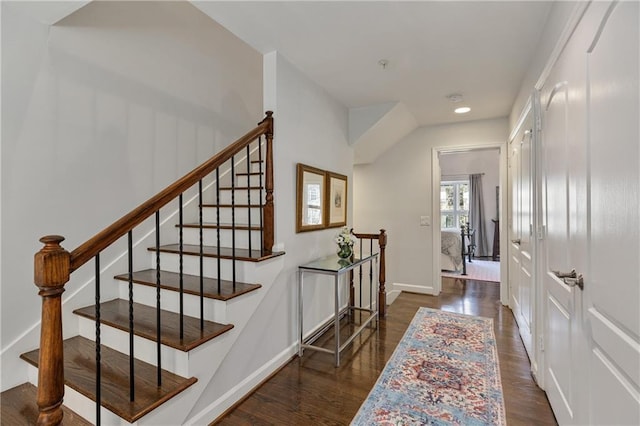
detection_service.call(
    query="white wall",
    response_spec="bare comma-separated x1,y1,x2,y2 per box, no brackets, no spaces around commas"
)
509,1,578,131
1,1,262,390
439,149,500,257
187,51,352,415
354,118,507,294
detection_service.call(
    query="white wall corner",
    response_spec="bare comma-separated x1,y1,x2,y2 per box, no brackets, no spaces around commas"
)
351,102,418,165
348,102,397,144
263,51,278,113
6,1,91,25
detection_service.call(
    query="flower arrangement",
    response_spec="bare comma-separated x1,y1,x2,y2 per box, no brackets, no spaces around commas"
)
335,226,355,259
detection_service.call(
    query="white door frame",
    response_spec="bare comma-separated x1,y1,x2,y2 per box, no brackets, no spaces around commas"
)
431,141,509,305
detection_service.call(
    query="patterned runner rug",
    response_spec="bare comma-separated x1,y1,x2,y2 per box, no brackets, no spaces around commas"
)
352,308,506,425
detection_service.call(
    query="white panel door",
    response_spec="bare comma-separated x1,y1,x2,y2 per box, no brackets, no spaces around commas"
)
541,2,640,424
586,1,639,424
508,109,535,359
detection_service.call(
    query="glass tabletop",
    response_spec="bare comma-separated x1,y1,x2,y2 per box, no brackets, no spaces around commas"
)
299,253,378,273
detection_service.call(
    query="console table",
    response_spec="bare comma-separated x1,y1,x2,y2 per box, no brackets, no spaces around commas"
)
298,253,379,367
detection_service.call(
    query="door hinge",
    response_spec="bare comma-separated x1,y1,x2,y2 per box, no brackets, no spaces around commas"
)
539,335,544,352
537,225,545,240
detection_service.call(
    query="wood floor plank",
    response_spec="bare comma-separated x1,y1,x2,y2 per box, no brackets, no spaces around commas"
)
20,336,197,423
73,299,234,351
0,383,91,426
213,279,557,425
114,269,261,301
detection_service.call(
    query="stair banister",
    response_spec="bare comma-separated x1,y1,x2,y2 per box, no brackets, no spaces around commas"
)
32,112,274,425
350,229,387,317
70,112,273,272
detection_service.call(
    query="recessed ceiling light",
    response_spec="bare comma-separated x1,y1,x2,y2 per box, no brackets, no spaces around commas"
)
455,106,471,114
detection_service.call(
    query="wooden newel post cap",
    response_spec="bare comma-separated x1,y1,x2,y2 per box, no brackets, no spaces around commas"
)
379,229,387,246
34,235,71,289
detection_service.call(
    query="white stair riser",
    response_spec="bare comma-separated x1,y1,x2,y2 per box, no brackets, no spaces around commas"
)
115,280,229,323
77,317,191,376
25,366,127,426
217,189,263,205
235,174,263,187
179,227,262,249
202,206,263,224
149,252,259,282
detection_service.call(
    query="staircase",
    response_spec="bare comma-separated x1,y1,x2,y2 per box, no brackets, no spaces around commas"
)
4,112,284,425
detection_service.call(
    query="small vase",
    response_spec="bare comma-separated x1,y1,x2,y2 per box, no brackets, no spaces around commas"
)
337,244,352,259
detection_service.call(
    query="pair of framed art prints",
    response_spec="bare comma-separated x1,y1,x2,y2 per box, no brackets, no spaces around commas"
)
296,163,347,233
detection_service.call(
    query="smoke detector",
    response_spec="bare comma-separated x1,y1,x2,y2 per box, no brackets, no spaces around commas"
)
446,93,464,103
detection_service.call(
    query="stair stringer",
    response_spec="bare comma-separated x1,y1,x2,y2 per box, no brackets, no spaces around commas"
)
24,255,285,425
134,255,286,426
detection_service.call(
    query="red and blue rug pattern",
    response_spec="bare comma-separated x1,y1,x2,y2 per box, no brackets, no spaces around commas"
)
352,308,506,425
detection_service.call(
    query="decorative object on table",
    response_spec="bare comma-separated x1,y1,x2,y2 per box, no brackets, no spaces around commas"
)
335,226,354,259
326,171,348,228
352,307,506,425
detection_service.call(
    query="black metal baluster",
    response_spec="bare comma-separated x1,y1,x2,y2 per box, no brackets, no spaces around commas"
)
179,194,184,340
216,168,221,294
231,155,236,289
359,239,363,308
369,240,374,309
246,145,252,256
155,211,162,386
95,254,101,425
370,239,374,311
128,231,135,402
199,180,204,330
258,137,264,256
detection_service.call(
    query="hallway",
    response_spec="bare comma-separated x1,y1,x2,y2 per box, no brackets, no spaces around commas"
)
215,278,556,425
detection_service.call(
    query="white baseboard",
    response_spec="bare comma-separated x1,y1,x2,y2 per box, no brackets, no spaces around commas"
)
393,282,436,295
386,289,401,305
185,343,297,425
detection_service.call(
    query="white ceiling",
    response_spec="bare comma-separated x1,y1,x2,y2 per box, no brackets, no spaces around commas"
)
193,1,553,127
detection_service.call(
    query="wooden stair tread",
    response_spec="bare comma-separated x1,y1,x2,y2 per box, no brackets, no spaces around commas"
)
178,222,262,231
20,336,196,423
1,383,91,426
149,244,285,262
73,299,234,352
219,186,262,191
201,203,263,208
114,269,261,301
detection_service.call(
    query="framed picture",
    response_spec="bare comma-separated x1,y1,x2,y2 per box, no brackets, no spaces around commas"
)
326,172,347,228
296,163,326,232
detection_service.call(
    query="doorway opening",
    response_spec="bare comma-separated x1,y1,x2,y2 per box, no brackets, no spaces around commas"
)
431,144,508,304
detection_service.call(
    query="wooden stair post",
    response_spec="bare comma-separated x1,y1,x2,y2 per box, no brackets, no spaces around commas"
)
262,111,274,254
378,229,387,318
33,235,71,426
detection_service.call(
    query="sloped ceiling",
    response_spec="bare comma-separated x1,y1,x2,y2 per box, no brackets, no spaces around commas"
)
17,1,553,164
4,1,91,25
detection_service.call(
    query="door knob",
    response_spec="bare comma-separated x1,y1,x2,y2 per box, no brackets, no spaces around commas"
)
552,269,576,279
563,274,584,290
511,239,521,245
552,269,584,290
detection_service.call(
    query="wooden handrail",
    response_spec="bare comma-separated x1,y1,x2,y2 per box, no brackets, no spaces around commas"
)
33,112,274,425
350,229,387,317
70,112,273,272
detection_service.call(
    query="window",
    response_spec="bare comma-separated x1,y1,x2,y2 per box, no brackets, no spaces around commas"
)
440,180,469,228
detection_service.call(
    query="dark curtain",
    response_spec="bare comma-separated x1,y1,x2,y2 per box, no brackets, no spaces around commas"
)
470,174,489,257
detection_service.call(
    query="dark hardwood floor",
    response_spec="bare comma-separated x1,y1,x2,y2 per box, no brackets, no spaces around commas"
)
214,278,557,425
